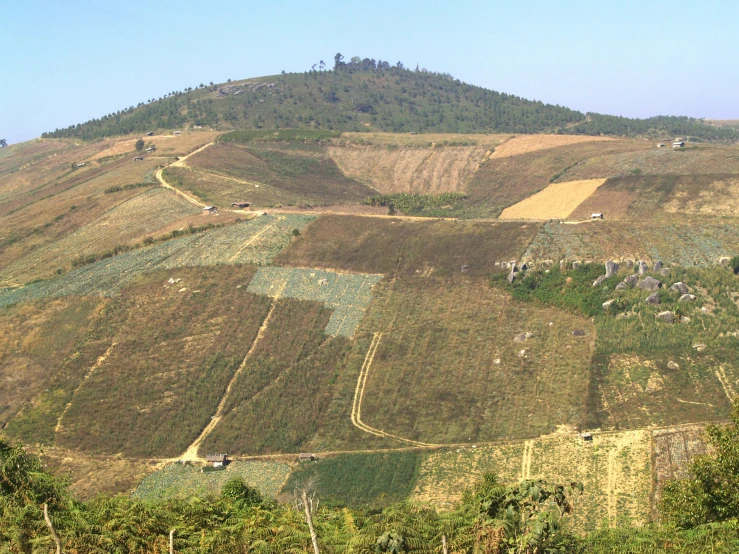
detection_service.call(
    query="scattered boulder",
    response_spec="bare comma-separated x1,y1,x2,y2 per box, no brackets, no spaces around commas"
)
624,274,639,286
514,332,533,342
680,316,691,324
624,259,634,269
656,311,674,323
667,361,680,370
670,282,689,294
660,268,671,277
719,256,731,267
518,349,526,358
615,282,628,291
693,343,707,352
654,260,663,271
593,275,608,287
637,261,649,275
637,276,662,291
679,294,696,303
560,260,567,270
646,292,660,305
461,264,469,273
602,299,615,308
571,329,587,337
605,260,619,278
572,261,582,270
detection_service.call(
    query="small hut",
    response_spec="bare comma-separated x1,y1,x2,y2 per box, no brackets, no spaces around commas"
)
205,454,228,467
591,213,604,220
299,453,316,462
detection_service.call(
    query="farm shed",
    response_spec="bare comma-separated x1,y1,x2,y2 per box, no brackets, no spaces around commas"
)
657,143,665,148
133,156,144,162
672,141,685,148
582,432,593,442
173,131,182,135
205,454,228,467
299,453,316,461
146,132,155,136
591,213,603,220
231,202,250,208
203,206,218,214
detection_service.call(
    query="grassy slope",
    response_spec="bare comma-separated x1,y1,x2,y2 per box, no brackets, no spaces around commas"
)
52,267,273,458
165,141,376,207
274,215,540,278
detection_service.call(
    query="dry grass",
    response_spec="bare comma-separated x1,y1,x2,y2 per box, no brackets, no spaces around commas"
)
491,135,615,159
328,144,487,194
275,215,540,278
0,297,105,427
338,132,509,148
466,140,650,213
499,179,606,220
352,277,594,444
0,188,199,285
412,429,652,531
39,446,156,501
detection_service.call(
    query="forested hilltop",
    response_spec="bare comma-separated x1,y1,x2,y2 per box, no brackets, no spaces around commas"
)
43,54,739,141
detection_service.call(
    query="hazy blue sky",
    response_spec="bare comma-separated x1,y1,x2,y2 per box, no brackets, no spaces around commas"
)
3,0,737,144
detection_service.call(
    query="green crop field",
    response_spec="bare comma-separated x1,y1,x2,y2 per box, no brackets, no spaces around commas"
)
523,220,739,266
200,297,352,455
0,214,314,307
134,461,291,502
247,266,382,337
275,215,540,278
282,451,422,508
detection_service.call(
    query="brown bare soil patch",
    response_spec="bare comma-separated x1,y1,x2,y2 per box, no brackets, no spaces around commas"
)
499,179,606,220
491,134,615,159
328,144,487,194
466,140,650,212
275,215,540,278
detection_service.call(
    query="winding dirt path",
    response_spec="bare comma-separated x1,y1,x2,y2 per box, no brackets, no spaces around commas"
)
350,332,439,447
154,142,215,208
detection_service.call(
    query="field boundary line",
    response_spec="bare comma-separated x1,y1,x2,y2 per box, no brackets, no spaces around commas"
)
228,216,284,263
179,281,287,461
350,333,438,447
607,448,616,526
715,365,736,401
55,343,117,435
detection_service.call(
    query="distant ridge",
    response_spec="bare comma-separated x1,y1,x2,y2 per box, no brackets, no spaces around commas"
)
43,55,739,141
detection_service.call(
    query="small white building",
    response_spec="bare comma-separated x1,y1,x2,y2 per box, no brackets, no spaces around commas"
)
205,454,227,467
173,131,182,136
591,213,604,220
673,141,685,148
657,143,665,148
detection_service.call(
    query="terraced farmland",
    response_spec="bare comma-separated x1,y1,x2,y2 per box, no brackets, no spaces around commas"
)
247,266,382,337
0,214,314,307
522,220,739,265
134,461,291,502
499,178,606,220
0,188,199,285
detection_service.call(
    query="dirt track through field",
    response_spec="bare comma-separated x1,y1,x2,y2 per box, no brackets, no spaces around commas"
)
179,280,287,462
227,215,284,262
55,343,117,435
350,332,438,447
715,366,736,401
155,142,215,208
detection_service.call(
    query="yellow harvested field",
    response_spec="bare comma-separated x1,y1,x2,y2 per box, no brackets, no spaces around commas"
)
328,144,488,194
87,132,221,161
412,429,653,530
491,134,614,159
499,178,607,220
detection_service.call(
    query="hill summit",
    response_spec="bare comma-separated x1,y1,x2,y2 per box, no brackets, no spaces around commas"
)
43,54,739,141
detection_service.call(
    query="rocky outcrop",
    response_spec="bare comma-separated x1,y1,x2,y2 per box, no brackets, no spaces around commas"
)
670,282,689,294
638,276,662,291
656,311,674,323
646,292,660,305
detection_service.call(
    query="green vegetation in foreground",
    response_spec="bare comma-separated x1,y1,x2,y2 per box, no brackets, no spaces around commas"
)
7,411,739,553
133,461,290,502
282,451,422,508
496,263,739,430
364,192,469,217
